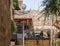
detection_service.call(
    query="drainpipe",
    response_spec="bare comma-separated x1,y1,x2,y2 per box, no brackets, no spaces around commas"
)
50,15,53,46
22,21,24,46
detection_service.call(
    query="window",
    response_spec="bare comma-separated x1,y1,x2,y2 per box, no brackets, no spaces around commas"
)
17,24,23,33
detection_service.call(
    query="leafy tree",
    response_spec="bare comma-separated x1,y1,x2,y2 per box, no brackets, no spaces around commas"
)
13,0,20,10
43,0,60,17
42,0,60,46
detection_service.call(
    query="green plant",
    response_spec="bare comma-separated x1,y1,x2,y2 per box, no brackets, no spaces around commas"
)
56,39,60,46
56,32,60,46
11,21,16,33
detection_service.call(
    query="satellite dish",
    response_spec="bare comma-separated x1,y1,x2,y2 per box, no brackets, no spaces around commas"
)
22,4,26,10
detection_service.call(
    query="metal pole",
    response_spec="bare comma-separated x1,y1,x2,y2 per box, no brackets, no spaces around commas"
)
23,21,24,46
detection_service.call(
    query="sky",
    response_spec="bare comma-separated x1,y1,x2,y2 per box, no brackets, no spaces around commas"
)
23,0,44,10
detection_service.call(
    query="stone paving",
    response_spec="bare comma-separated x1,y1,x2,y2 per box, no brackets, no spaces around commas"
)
11,41,23,46
11,42,15,46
